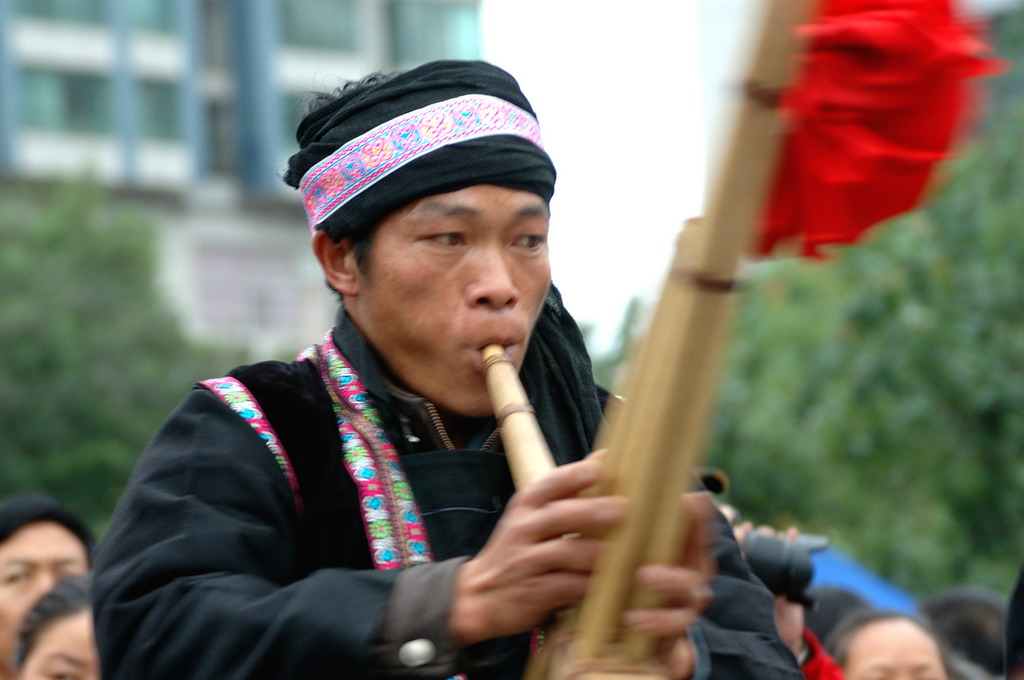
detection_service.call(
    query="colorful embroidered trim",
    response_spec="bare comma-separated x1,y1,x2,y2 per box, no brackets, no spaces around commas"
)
199,377,304,515
299,94,544,231
299,332,433,570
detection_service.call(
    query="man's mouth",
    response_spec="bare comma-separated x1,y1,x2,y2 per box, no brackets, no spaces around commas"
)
476,340,520,367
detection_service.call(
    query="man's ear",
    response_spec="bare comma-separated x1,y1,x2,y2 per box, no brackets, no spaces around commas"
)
312,230,361,297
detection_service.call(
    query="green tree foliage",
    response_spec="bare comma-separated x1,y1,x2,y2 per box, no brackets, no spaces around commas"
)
588,296,644,390
0,180,243,531
706,94,1024,596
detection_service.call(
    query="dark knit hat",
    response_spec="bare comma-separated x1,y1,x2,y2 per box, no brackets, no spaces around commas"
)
0,493,94,561
283,60,556,241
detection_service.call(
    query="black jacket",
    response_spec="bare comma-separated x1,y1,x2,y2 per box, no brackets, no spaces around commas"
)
92,319,800,680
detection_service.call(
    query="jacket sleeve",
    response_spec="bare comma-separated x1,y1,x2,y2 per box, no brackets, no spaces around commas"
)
92,388,403,680
799,628,845,680
697,511,804,680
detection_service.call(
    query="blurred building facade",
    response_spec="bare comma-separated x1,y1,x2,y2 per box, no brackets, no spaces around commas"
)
0,0,480,355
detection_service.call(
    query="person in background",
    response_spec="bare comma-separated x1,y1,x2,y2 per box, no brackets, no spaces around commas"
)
804,586,871,645
724,510,844,680
0,494,92,680
920,585,1006,680
13,574,98,680
826,609,952,680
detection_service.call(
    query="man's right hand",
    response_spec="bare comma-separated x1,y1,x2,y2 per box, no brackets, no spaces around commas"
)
448,455,626,645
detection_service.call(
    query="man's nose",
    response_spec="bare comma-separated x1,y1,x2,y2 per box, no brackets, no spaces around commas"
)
32,569,60,601
468,247,518,309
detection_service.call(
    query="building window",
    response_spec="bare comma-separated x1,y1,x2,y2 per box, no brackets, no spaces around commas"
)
139,80,181,140
279,0,358,51
132,0,176,33
20,69,111,134
201,0,232,68
16,0,105,23
194,247,300,336
389,1,480,66
205,99,236,174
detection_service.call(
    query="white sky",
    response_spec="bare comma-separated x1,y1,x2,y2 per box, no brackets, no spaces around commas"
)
480,1,707,351
480,0,1019,350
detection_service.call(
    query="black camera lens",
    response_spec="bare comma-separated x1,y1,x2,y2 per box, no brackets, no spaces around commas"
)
743,533,828,605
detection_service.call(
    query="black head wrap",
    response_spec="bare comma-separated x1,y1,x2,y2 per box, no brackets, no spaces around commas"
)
283,60,556,241
0,493,94,562
522,286,605,462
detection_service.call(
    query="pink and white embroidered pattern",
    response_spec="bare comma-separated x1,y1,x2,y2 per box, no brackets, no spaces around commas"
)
299,94,544,231
299,332,433,570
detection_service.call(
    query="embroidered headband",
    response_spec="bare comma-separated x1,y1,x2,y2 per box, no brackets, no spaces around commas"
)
283,60,556,242
300,94,544,232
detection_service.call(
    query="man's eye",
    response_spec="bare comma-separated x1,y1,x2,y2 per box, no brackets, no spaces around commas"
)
430,233,464,246
515,235,547,249
1,571,27,586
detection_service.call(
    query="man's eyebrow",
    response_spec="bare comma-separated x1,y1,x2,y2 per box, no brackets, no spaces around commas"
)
1,556,84,569
413,201,550,220
513,204,550,219
1,558,36,568
47,653,87,668
414,200,479,218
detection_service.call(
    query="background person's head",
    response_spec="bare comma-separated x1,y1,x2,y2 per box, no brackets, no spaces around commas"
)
805,585,872,643
0,495,92,680
919,585,1006,678
14,575,96,680
826,609,952,680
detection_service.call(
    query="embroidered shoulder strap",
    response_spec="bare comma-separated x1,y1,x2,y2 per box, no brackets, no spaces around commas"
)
199,377,304,516
298,331,433,570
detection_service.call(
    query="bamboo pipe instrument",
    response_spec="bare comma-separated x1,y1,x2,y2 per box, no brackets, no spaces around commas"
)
482,344,556,489
574,0,819,664
482,346,666,679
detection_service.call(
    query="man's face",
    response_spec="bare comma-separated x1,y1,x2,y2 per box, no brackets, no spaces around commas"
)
333,185,552,418
0,521,89,677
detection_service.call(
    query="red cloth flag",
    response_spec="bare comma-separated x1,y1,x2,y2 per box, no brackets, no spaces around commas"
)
758,0,1003,258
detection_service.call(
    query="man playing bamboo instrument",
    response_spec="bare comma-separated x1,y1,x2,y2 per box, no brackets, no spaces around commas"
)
91,60,801,680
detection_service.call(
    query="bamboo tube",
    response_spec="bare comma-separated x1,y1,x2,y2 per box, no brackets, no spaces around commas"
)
482,344,556,489
572,0,820,663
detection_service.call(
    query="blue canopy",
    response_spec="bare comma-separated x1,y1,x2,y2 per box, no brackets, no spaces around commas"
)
810,547,918,615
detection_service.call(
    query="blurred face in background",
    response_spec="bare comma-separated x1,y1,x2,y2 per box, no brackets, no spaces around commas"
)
842,618,949,680
16,610,98,680
0,522,88,679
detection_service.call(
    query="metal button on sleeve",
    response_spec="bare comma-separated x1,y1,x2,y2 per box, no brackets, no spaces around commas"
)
398,638,436,667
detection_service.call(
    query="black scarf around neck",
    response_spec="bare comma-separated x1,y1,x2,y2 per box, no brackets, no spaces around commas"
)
333,283,603,465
